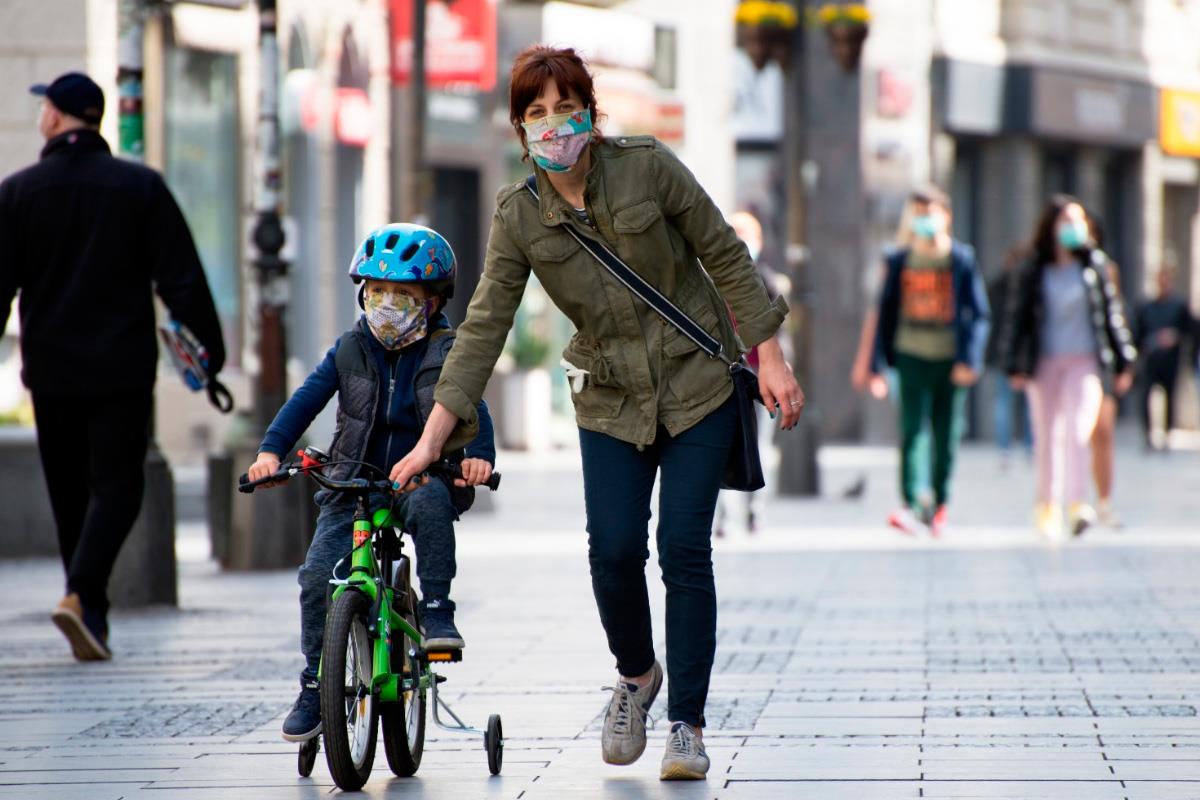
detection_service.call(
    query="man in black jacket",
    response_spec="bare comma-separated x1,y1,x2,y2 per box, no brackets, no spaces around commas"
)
0,72,225,660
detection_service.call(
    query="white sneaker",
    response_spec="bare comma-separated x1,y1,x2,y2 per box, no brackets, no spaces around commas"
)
600,661,662,765
1097,500,1123,529
887,507,923,536
660,722,709,780
1069,503,1096,538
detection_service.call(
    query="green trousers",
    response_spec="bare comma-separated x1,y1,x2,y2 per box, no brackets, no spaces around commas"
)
895,353,966,508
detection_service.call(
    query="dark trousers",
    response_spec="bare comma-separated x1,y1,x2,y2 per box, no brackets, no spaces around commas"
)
895,354,965,507
1141,352,1180,442
31,389,152,613
579,395,736,728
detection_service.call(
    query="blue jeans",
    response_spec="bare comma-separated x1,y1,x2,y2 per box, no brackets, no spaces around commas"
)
992,369,1032,453
297,479,458,680
579,395,736,728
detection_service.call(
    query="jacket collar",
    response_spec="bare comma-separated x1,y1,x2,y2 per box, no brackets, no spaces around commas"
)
532,142,604,228
40,128,111,161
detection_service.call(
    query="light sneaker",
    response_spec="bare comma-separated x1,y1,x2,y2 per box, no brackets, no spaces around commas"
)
929,505,948,538
1097,499,1123,529
660,722,709,781
1068,502,1096,538
601,661,662,765
1034,503,1063,540
887,507,923,536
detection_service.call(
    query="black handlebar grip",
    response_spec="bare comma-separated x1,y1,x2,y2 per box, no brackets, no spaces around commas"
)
486,472,501,491
237,473,254,493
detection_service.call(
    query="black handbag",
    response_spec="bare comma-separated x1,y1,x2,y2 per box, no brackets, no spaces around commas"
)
524,176,765,491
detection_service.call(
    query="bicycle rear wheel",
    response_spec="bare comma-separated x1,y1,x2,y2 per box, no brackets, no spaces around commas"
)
321,590,378,791
382,560,426,776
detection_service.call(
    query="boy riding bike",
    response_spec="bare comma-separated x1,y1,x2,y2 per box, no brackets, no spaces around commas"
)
245,223,495,743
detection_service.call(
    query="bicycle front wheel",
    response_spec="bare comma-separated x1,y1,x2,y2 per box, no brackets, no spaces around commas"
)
321,590,378,791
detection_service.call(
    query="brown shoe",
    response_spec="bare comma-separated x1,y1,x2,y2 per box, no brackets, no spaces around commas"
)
51,593,111,661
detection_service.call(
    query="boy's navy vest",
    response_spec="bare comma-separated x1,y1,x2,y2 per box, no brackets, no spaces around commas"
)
324,326,473,509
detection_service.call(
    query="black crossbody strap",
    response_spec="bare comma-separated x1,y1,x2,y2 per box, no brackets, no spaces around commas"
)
524,175,730,364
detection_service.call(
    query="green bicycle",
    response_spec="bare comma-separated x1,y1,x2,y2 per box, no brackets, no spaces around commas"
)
239,446,503,791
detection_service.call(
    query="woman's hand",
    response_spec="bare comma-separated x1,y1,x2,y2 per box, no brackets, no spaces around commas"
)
756,337,804,430
1114,369,1134,397
455,458,494,488
869,374,889,399
389,440,439,494
1009,374,1029,391
247,452,283,489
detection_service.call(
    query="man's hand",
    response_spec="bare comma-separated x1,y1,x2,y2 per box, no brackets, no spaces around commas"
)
950,363,979,387
757,337,804,430
455,458,494,488
389,441,439,494
869,374,889,399
247,452,283,489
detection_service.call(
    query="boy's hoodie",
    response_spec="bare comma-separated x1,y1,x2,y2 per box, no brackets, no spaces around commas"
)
260,312,495,472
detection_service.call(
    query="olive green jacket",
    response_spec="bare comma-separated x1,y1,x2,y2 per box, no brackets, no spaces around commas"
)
436,136,788,448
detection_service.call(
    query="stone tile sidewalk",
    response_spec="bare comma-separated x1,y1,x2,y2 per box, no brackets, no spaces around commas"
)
2,442,1199,798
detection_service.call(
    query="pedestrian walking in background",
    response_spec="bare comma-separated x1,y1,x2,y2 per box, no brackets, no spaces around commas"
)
0,73,226,660
1003,195,1136,539
1084,212,1133,527
715,209,785,538
1134,264,1194,451
871,185,990,537
985,246,1033,470
389,46,801,781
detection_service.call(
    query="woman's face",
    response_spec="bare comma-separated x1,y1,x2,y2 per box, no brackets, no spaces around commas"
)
523,79,585,123
1057,203,1088,232
1054,202,1090,251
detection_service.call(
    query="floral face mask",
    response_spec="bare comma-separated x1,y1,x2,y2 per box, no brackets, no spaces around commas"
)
522,108,593,173
364,286,431,350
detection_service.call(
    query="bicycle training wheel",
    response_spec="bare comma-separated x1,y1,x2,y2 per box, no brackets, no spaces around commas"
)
485,714,503,775
320,590,379,791
297,736,319,777
381,598,426,777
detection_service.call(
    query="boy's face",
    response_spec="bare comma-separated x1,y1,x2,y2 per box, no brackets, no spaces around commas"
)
363,279,429,307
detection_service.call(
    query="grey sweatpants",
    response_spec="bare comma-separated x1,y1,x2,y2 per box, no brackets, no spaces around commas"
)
297,479,458,679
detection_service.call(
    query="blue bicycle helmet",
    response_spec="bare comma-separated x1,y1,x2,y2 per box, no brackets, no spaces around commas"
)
348,223,457,306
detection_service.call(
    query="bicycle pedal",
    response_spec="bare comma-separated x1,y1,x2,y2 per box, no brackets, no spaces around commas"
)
420,648,462,663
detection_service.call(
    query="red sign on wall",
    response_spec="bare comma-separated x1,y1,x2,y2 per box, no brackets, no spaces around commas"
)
390,0,497,91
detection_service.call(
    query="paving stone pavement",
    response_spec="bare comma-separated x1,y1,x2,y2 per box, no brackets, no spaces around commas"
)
2,442,1199,799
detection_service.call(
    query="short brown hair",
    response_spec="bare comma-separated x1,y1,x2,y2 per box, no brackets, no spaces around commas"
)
508,45,603,155
909,184,950,209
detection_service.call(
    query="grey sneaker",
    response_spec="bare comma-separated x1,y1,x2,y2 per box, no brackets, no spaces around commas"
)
660,722,710,780
600,660,662,765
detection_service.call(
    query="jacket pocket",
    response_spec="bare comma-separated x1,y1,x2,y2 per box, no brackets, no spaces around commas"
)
661,300,723,358
529,232,579,263
570,383,626,420
612,198,662,235
562,334,617,387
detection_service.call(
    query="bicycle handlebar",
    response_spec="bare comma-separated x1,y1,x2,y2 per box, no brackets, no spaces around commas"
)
237,459,501,495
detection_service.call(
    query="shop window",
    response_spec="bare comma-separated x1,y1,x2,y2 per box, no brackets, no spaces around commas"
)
164,46,241,366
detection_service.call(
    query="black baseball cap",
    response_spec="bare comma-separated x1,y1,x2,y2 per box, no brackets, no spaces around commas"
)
30,72,105,125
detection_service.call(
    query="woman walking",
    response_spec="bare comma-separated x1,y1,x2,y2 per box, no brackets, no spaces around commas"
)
1003,195,1136,538
391,46,801,781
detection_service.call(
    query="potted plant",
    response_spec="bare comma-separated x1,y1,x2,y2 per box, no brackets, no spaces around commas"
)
734,1,799,70
499,318,553,451
814,2,871,72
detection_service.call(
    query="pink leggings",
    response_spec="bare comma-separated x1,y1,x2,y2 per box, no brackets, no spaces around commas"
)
1026,354,1103,506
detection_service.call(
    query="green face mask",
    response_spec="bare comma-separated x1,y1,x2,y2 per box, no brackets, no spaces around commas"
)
1056,220,1088,250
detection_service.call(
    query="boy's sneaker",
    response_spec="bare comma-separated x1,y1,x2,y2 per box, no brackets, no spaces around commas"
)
601,660,663,765
51,593,111,661
1097,499,1123,529
420,598,464,650
887,507,923,536
929,505,948,538
660,722,710,781
282,677,321,742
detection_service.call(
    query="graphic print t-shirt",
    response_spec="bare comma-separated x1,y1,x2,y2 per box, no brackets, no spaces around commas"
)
894,250,957,361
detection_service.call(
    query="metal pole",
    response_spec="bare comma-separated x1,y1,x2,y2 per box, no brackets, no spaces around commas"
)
403,0,429,222
117,0,145,161
777,0,821,496
252,0,288,431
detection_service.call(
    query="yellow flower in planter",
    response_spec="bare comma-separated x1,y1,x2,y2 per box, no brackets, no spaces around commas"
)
735,0,800,29
815,2,871,27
